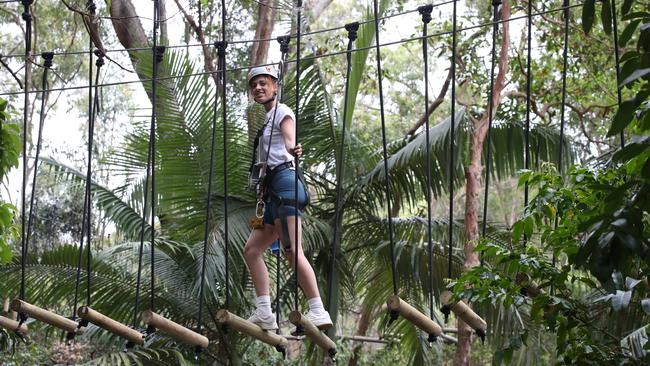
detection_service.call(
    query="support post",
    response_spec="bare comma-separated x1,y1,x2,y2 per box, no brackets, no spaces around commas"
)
78,306,144,345
440,291,486,339
11,299,85,335
216,310,288,349
386,295,442,340
0,315,27,335
288,310,337,359
142,310,209,348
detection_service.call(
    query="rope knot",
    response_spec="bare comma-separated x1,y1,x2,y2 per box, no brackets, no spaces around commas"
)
94,49,105,67
345,22,359,42
215,41,228,57
418,4,433,24
42,52,54,68
154,45,166,63
276,35,291,54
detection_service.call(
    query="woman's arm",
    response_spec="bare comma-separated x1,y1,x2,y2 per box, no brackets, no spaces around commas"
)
280,115,302,158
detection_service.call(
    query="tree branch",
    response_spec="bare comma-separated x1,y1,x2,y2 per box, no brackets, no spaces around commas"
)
250,0,276,66
406,67,453,136
171,0,218,85
406,27,489,137
61,0,133,73
0,56,23,89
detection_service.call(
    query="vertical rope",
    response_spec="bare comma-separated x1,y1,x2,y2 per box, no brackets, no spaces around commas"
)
418,4,435,326
149,0,161,314
72,22,94,319
481,0,502,261
132,2,163,328
85,50,104,308
220,0,228,314
611,0,624,147
275,241,281,334
447,0,457,282
293,0,302,313
326,22,358,314
443,0,458,324
553,0,570,269
19,0,34,304
198,11,225,337
373,0,398,301
523,0,532,239
22,52,53,307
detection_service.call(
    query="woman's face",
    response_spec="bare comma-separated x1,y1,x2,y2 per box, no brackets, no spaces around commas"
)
249,75,278,104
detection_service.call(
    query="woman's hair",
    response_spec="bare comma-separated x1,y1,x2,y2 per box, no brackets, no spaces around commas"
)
248,75,278,89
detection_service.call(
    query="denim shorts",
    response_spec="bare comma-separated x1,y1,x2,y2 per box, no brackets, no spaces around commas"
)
263,168,307,225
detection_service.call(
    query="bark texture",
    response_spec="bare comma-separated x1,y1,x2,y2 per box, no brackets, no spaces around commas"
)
454,0,510,365
249,0,276,66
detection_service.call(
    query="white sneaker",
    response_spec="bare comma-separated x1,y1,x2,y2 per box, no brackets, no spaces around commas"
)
305,310,333,330
247,310,278,331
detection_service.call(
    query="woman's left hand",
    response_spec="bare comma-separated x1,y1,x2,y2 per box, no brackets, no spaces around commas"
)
292,143,303,158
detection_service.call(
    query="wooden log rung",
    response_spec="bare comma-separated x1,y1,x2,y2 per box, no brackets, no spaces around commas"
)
142,310,209,349
0,314,28,335
216,309,288,350
515,273,542,298
440,291,487,338
11,299,84,335
386,295,442,339
78,306,144,345
288,311,337,358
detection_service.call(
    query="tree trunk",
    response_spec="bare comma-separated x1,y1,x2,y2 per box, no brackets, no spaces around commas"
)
453,0,510,365
249,0,276,67
107,0,149,81
348,305,372,366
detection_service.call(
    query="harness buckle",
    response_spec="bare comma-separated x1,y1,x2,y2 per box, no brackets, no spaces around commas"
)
250,200,266,230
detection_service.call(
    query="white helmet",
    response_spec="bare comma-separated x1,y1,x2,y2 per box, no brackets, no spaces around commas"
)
247,65,278,83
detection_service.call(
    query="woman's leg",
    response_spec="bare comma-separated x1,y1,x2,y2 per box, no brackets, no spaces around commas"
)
244,224,278,297
276,216,319,299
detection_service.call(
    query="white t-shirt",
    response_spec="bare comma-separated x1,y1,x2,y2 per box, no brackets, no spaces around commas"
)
258,103,296,169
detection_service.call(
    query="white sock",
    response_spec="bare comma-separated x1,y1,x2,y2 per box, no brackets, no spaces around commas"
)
308,297,326,313
256,295,273,316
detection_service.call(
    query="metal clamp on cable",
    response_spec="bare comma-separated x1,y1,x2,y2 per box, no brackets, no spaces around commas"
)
21,0,33,22
427,333,437,342
441,304,451,323
275,344,286,358
387,309,399,326
345,22,359,41
292,324,304,336
194,345,204,360
86,0,96,14
276,35,290,54
215,40,228,56
154,45,166,63
418,4,433,24
94,49,105,67
42,52,54,68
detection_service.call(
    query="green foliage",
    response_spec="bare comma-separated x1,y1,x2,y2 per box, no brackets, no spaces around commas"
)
0,97,19,265
582,0,650,138
451,161,650,364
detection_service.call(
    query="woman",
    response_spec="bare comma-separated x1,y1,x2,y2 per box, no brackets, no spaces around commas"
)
244,65,332,331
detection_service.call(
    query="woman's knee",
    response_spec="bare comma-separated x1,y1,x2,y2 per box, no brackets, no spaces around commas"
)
244,241,263,261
